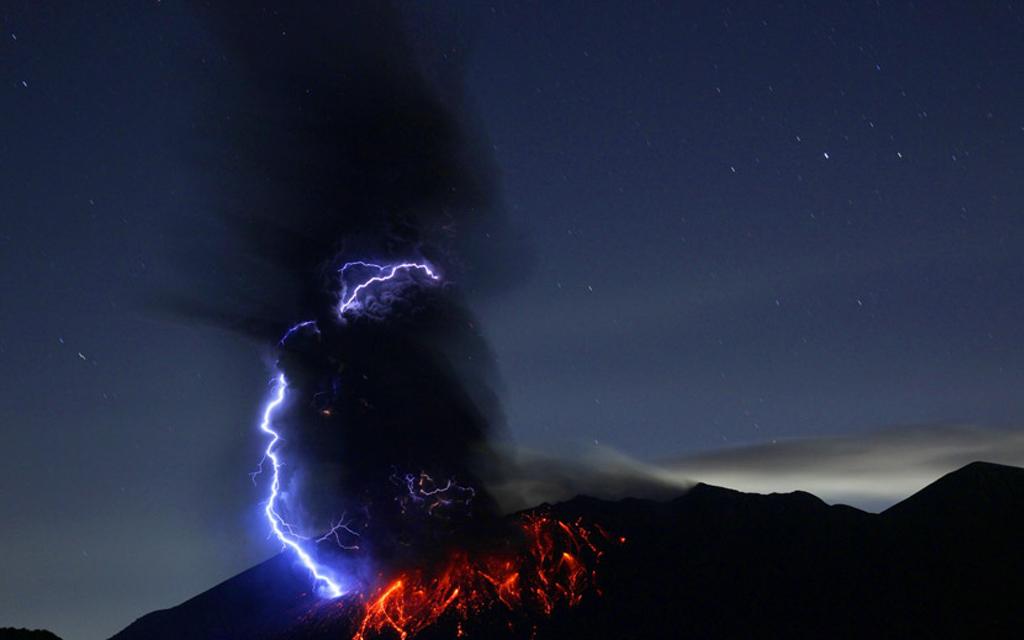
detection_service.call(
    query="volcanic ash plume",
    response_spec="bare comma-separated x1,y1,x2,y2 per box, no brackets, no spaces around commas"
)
179,1,526,592
175,4,618,636
268,263,503,578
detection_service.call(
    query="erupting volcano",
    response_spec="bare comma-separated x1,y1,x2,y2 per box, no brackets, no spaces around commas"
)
250,263,619,638
158,4,617,637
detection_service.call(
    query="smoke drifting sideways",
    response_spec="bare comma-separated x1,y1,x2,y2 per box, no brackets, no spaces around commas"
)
171,3,528,593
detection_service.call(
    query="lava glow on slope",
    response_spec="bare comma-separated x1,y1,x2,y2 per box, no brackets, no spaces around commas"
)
344,514,618,640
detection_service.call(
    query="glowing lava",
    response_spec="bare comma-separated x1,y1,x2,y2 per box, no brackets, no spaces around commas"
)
351,514,614,640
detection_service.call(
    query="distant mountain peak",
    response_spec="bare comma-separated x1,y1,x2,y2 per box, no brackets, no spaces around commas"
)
680,481,830,509
953,460,1023,475
884,460,1024,521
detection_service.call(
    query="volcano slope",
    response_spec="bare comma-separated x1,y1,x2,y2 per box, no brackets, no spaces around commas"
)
111,461,1024,639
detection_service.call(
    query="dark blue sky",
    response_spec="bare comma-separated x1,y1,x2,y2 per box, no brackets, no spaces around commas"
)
465,1,1024,455
2,2,1023,638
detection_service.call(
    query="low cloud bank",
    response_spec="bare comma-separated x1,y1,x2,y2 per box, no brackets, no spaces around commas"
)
494,425,1024,512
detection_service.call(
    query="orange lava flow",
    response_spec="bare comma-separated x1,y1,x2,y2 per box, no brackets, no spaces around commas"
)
352,514,614,639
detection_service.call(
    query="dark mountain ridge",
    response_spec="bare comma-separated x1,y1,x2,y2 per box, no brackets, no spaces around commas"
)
0,630,63,640
111,461,1024,639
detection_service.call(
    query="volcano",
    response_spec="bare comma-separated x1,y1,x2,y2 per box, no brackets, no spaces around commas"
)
108,461,1024,639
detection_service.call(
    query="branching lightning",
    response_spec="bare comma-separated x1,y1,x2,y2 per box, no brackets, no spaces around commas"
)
338,261,440,317
253,260,441,599
316,514,362,550
396,471,476,516
258,373,344,598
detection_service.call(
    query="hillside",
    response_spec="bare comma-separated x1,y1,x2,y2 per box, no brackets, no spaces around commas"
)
111,461,1024,639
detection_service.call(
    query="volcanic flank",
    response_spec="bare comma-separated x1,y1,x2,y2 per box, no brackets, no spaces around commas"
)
111,461,1024,639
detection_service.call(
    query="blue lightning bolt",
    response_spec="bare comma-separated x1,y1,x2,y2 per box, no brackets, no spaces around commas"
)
258,374,344,598
254,260,443,598
277,320,320,346
337,261,440,317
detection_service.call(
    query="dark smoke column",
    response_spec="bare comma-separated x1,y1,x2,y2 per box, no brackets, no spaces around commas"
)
273,260,501,572
184,3,526,591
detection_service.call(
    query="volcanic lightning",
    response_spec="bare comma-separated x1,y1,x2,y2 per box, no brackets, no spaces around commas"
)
337,261,440,317
258,373,345,598
254,260,441,599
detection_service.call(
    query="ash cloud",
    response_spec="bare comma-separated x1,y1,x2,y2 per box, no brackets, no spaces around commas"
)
179,2,527,571
187,2,527,325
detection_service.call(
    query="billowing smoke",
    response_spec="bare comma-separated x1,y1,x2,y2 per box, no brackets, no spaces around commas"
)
176,2,527,588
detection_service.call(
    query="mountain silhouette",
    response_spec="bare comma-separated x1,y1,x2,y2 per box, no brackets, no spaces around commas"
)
0,629,63,640
110,461,1024,639
885,460,1024,521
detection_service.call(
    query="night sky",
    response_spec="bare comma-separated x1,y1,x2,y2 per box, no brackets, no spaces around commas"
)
3,2,1024,639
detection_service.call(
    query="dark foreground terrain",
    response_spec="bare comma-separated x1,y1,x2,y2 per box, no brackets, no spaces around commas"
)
111,461,1024,639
